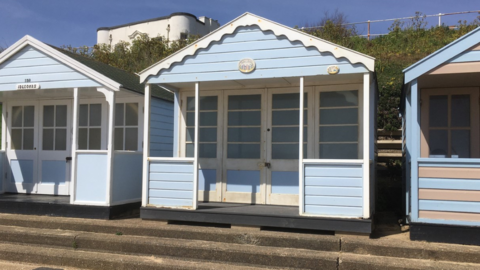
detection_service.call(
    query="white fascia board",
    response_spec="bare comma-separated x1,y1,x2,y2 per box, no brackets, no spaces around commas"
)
139,12,375,83
0,35,121,91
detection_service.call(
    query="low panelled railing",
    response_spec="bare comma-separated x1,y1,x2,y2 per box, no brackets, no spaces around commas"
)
111,151,143,205
302,159,364,218
416,158,480,226
147,157,195,209
75,151,109,205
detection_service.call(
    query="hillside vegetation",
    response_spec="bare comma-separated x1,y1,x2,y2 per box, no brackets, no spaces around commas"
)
66,13,479,130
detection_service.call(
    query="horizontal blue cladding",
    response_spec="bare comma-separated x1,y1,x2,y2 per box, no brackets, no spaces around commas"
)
149,181,193,190
76,154,107,203
448,49,480,63
304,165,363,178
10,160,34,184
304,205,363,217
419,178,480,190
305,196,363,207
112,153,142,203
419,200,480,214
227,170,260,193
199,169,216,191
305,186,363,197
271,171,298,194
149,198,192,207
418,158,480,168
303,163,363,217
148,161,194,207
147,26,368,84
150,173,193,182
417,217,480,227
304,177,362,187
0,45,101,91
149,190,193,199
149,98,174,158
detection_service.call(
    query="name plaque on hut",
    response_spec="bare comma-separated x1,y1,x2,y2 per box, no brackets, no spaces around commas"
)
238,58,256,73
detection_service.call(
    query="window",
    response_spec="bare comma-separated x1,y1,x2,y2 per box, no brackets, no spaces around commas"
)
78,104,102,150
271,93,307,159
114,103,139,151
422,89,479,158
319,90,359,159
185,96,218,158
11,106,35,150
42,105,67,151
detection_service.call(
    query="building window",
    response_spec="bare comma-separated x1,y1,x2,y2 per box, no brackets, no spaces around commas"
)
42,105,67,151
11,106,35,150
114,103,139,151
319,90,359,159
78,104,102,150
422,90,479,158
185,96,218,158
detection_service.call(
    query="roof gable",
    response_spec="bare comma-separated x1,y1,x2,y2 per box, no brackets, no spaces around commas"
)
403,26,480,83
139,12,375,83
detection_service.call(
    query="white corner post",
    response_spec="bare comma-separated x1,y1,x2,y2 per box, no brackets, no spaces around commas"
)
97,87,115,206
193,82,199,210
0,102,6,194
142,84,151,207
362,73,371,218
410,80,420,222
70,88,79,204
299,77,305,215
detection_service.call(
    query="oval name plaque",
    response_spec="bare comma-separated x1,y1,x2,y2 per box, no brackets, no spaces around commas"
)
238,58,256,73
327,65,340,75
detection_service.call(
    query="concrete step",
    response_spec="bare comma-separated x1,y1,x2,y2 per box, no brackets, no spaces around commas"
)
0,242,289,270
0,213,340,252
341,236,480,264
339,253,480,270
0,225,338,269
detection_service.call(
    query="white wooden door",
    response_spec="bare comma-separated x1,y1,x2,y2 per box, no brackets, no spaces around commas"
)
37,101,72,195
222,90,267,204
6,103,38,194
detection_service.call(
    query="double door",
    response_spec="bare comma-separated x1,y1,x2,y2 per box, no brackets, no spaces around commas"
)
6,100,72,195
185,88,309,206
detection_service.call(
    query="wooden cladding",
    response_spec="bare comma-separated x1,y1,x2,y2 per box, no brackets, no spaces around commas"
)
419,189,480,202
419,167,480,179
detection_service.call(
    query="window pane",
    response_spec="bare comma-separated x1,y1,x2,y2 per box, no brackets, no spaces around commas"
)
186,112,217,126
451,130,470,158
11,129,22,149
125,128,138,150
272,110,299,125
200,128,217,142
320,90,358,107
429,129,448,157
79,105,88,126
272,127,307,142
228,128,260,142
186,143,194,157
187,96,218,111
227,144,260,158
56,105,67,127
12,106,22,127
228,111,261,126
272,144,299,159
78,128,88,150
320,144,358,159
125,103,138,126
89,104,102,126
200,144,216,158
320,126,358,142
55,129,67,151
43,106,55,127
228,95,261,110
23,129,34,150
114,128,124,150
272,93,307,109
320,108,358,125
88,128,101,150
115,103,124,126
451,95,470,127
429,95,448,127
42,129,54,150
24,106,35,127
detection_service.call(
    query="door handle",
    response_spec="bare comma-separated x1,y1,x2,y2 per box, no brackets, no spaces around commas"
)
265,162,271,169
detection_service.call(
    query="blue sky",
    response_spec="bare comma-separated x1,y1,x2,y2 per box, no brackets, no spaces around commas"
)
0,0,479,48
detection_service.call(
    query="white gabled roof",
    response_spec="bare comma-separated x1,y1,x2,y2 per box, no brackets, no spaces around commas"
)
139,12,375,83
0,35,122,91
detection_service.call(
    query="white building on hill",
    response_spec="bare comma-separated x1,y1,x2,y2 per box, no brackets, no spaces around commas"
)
97,12,220,46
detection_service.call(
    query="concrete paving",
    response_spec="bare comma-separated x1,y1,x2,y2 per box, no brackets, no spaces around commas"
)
0,260,80,270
